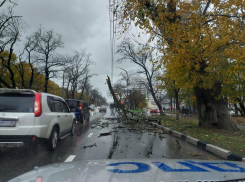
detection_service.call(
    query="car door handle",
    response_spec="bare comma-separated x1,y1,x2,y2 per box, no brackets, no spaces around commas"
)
57,115,60,117
65,115,67,117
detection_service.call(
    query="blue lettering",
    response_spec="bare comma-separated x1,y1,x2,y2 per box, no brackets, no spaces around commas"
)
152,162,209,172
186,161,245,172
107,162,151,173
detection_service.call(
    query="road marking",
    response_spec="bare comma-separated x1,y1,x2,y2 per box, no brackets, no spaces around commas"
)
88,133,93,137
60,133,71,139
64,155,76,162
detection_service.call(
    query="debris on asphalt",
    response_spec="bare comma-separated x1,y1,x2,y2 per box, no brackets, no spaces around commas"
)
190,152,201,157
99,132,112,137
175,139,181,149
159,134,166,140
113,126,125,129
84,143,97,149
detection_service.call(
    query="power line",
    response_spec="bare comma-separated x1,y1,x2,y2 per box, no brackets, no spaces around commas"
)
109,0,114,83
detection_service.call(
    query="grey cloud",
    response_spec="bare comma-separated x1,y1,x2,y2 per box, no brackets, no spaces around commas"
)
13,0,140,101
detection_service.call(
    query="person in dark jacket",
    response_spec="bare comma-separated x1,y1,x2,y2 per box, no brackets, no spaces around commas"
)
75,107,82,122
182,107,185,118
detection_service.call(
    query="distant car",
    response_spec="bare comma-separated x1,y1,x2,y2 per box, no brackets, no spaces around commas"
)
150,108,158,113
110,103,115,110
0,89,76,150
229,110,235,115
89,105,95,111
65,99,90,122
99,106,107,112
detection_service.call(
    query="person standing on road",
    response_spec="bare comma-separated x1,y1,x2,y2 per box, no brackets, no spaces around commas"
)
75,106,82,123
182,107,185,118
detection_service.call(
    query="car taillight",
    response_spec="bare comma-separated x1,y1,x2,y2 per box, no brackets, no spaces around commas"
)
34,93,42,117
79,102,82,109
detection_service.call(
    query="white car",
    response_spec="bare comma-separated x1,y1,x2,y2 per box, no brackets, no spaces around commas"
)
229,110,235,115
0,89,76,150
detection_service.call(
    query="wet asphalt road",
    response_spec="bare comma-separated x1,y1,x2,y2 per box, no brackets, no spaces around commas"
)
0,109,221,182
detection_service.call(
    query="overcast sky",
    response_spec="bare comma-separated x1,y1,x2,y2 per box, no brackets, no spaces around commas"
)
12,0,150,102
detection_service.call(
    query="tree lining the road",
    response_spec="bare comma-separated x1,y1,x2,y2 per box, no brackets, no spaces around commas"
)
112,71,147,110
113,0,245,131
0,1,23,88
0,1,106,105
117,39,165,116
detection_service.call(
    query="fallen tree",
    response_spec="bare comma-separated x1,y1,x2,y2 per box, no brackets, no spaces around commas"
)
106,75,149,121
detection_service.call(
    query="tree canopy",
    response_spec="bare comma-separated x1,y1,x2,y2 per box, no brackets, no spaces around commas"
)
114,0,245,130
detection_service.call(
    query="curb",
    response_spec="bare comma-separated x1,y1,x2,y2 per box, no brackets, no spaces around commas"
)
151,122,245,162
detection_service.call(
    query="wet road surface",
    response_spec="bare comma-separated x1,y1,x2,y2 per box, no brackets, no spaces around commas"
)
0,109,221,181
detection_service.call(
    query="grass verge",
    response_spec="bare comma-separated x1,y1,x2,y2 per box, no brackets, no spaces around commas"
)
151,115,245,157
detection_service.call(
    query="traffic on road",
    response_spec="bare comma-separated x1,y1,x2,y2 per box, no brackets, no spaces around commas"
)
0,90,238,181
1,0,245,181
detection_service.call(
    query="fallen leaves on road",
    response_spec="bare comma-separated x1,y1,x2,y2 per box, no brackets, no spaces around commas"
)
175,139,181,149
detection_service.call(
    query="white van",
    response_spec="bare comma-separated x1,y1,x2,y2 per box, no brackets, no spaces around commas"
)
0,89,76,150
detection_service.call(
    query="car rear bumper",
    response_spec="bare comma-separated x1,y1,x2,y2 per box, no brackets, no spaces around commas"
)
0,135,38,147
0,125,49,138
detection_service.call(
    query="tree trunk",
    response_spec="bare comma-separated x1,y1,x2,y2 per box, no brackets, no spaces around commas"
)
236,98,245,116
174,89,180,120
234,103,239,115
29,64,34,89
44,77,49,93
80,77,88,99
151,89,164,116
224,96,228,108
173,97,176,114
193,100,197,114
194,81,238,131
170,97,173,112
0,76,11,88
189,101,191,114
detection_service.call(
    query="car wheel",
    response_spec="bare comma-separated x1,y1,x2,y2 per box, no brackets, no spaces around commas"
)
48,127,58,151
71,120,76,136
87,115,90,122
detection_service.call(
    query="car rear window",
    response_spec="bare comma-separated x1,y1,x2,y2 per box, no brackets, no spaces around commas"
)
0,93,35,112
66,100,79,111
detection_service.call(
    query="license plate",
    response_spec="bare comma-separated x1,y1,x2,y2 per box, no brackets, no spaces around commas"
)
0,120,16,127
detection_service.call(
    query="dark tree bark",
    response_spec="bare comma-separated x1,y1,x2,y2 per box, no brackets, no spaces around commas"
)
194,81,238,131
170,97,173,112
80,76,88,99
236,98,245,116
0,76,11,88
193,100,197,114
174,88,180,120
234,103,241,116
0,32,19,88
44,65,49,93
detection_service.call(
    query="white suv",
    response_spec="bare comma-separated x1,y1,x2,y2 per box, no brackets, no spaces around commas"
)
0,89,76,150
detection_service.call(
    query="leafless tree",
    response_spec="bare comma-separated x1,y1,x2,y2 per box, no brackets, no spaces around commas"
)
79,69,97,100
117,39,164,115
64,50,94,99
32,26,64,92
0,3,23,88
